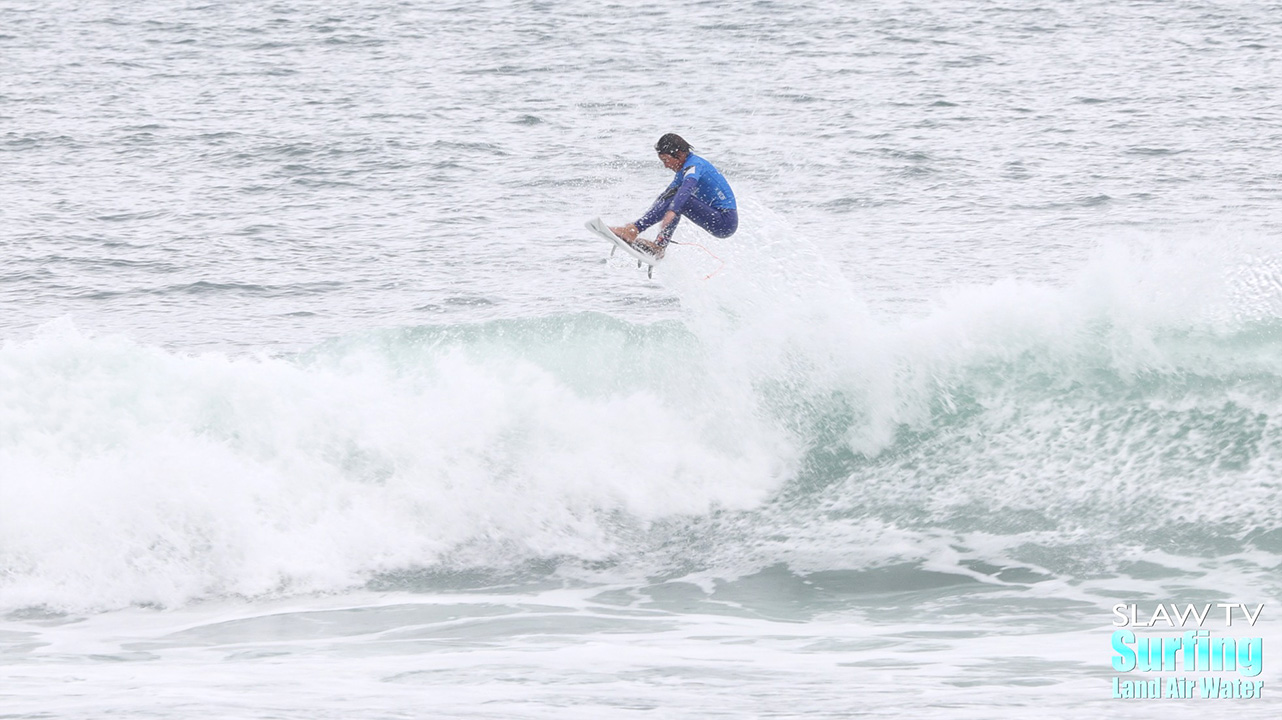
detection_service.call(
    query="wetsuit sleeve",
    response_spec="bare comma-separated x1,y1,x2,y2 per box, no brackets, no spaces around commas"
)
669,164,702,214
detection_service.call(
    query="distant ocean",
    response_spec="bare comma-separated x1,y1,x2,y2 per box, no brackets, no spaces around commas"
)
2,1,1280,717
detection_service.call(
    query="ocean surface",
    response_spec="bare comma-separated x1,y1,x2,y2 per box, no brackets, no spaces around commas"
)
3,0,1282,717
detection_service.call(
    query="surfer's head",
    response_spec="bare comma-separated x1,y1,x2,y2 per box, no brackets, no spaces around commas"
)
655,133,690,170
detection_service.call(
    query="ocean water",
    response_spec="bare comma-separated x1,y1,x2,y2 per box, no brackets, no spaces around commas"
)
3,0,1282,717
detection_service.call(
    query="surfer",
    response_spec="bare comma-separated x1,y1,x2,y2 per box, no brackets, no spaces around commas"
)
609,133,738,258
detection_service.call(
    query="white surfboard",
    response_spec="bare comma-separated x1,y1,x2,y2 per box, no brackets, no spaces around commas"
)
585,217,663,277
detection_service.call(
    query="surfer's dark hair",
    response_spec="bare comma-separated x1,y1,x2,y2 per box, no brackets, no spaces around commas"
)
655,133,691,157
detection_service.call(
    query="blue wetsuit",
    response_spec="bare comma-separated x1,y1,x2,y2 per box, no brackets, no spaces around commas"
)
635,153,737,247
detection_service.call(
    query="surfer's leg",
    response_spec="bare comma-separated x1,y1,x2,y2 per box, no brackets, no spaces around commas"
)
654,214,680,247
645,195,736,251
675,196,738,238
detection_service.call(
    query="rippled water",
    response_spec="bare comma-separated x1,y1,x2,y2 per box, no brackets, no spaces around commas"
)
3,1,1282,718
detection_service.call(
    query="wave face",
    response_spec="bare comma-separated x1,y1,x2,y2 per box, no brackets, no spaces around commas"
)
4,238,1282,611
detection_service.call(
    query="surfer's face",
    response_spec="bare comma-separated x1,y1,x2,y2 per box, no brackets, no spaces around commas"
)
658,152,683,171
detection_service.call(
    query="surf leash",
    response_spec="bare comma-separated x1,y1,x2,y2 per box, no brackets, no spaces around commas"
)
671,240,725,280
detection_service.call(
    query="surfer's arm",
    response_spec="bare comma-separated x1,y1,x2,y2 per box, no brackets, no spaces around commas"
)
660,174,699,230
668,164,701,214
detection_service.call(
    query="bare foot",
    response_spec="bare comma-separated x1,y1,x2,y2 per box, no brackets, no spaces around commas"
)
633,238,666,260
609,223,639,242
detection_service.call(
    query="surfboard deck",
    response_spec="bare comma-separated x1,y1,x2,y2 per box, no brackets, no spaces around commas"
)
585,217,664,272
